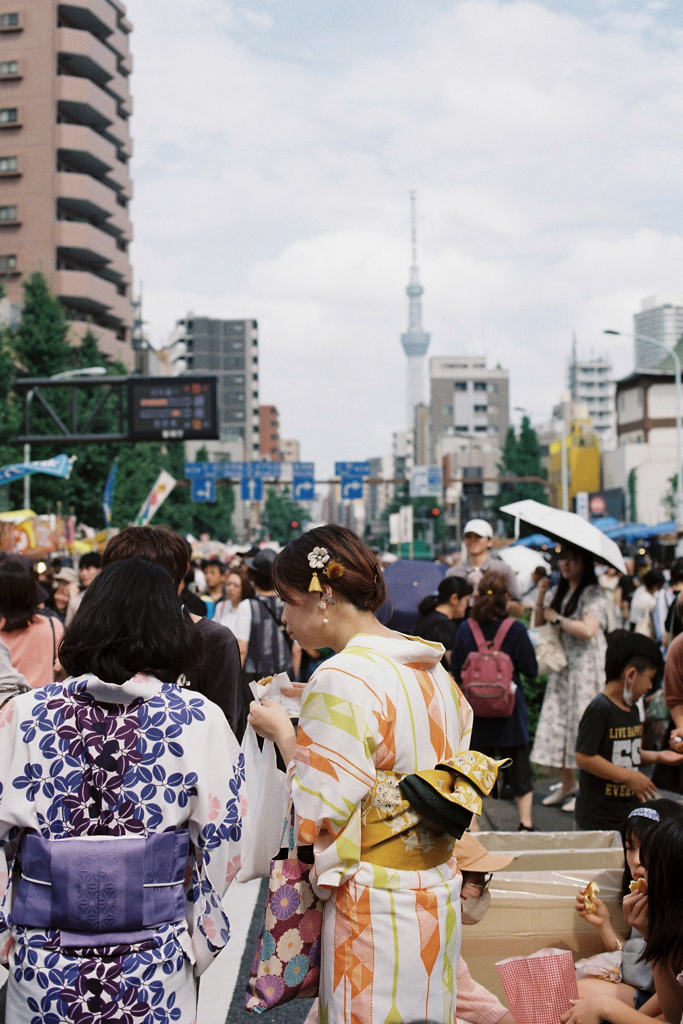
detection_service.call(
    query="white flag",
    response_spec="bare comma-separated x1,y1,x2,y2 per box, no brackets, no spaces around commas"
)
134,470,176,526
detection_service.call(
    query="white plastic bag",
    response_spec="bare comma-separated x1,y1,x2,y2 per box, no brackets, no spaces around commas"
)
235,723,289,882
574,950,622,983
534,624,568,675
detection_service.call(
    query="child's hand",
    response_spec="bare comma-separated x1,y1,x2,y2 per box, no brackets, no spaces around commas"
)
623,890,649,938
657,749,683,766
628,771,658,801
561,997,613,1024
576,888,610,928
669,728,683,752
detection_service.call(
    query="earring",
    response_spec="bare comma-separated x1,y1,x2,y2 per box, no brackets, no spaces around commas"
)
319,600,327,610
322,617,328,624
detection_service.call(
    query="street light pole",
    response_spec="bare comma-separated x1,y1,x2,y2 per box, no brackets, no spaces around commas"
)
604,329,683,554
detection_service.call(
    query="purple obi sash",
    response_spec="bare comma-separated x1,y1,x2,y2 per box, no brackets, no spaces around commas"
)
12,830,189,947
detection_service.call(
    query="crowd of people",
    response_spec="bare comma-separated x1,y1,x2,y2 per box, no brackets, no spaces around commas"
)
0,520,682,1022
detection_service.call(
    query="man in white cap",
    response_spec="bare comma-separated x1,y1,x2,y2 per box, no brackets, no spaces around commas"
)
447,519,522,614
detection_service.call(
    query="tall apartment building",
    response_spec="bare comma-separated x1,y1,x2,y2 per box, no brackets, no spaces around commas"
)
429,356,509,462
280,438,300,463
0,0,135,366
259,404,280,460
634,297,683,372
569,354,616,451
170,316,260,460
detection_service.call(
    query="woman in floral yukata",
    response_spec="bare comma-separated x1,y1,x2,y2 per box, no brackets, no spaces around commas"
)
0,558,246,1023
250,526,500,1024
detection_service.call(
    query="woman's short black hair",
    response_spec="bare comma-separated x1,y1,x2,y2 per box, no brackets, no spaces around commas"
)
60,558,202,686
641,813,683,974
418,576,473,617
0,558,37,631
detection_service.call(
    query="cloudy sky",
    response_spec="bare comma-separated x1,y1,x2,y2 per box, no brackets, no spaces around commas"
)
127,0,683,474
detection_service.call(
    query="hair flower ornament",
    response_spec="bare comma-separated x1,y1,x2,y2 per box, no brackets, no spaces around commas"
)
307,546,344,592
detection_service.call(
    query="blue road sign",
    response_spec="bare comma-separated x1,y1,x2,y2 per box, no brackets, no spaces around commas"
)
191,477,216,502
241,476,264,502
335,461,370,477
341,475,364,500
222,462,244,479
410,465,443,498
184,461,222,479
292,462,315,475
246,461,281,479
293,476,315,501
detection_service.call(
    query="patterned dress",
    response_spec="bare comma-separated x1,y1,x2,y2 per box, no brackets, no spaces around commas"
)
0,673,247,1024
531,583,608,769
289,633,473,1024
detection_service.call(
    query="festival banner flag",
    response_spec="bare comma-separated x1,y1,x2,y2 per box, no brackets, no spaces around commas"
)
102,459,119,529
0,454,75,486
133,469,176,526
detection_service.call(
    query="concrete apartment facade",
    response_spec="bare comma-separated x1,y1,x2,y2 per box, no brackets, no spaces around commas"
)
170,316,260,461
0,0,134,367
429,356,509,462
259,404,280,460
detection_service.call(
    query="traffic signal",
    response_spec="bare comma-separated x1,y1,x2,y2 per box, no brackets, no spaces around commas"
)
289,520,299,530
428,507,441,519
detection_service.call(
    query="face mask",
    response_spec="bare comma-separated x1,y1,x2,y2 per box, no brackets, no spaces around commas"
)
623,669,636,707
461,888,491,924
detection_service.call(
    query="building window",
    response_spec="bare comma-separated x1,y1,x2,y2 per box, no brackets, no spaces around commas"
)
454,381,467,392
0,61,18,76
0,254,17,270
474,404,488,413
0,205,16,220
474,425,488,433
0,108,18,123
0,156,17,171
0,14,19,28
455,425,468,432
473,382,487,392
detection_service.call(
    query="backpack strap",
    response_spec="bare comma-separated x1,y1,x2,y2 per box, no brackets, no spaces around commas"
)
490,617,516,653
467,618,489,652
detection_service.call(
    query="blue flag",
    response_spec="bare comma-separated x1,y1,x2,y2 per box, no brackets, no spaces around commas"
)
103,459,119,529
0,454,74,486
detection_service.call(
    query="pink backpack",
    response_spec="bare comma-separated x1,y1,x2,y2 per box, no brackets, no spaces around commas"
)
460,618,517,718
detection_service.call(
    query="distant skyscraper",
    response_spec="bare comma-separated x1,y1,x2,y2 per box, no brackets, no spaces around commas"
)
568,334,616,451
634,297,683,371
400,191,430,428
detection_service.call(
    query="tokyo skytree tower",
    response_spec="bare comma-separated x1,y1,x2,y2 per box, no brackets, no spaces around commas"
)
400,190,431,428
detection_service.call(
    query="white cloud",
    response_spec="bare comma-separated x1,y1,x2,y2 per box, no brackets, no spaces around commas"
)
127,0,683,471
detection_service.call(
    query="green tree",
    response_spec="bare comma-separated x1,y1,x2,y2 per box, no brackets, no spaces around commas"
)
12,272,71,377
494,416,547,533
380,484,447,544
263,486,309,544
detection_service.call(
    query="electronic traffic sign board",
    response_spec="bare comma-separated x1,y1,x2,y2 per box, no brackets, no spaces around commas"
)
127,377,219,441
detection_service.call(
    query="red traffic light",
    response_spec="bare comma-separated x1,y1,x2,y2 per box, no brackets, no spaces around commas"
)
290,521,299,529
430,507,440,517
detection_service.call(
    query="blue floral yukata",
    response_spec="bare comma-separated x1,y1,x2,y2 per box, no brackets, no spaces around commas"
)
0,673,247,1023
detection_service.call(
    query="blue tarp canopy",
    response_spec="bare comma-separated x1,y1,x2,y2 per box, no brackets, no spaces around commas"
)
379,559,447,634
513,533,555,548
602,521,675,541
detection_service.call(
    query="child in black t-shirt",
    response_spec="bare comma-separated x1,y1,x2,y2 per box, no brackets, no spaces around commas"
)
575,631,683,831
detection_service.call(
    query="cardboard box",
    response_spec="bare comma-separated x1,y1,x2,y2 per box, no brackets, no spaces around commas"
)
461,867,626,1004
476,830,623,872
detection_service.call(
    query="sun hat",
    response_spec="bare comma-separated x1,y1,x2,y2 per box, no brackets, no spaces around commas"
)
53,567,79,586
453,832,514,872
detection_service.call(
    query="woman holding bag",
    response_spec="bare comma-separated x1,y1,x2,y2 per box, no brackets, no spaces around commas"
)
451,572,538,832
532,545,609,813
249,525,492,1024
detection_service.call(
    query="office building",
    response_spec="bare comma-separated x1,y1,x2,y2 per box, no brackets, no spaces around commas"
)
568,345,617,451
0,0,134,366
429,356,509,462
170,316,260,460
259,404,280,460
634,297,683,372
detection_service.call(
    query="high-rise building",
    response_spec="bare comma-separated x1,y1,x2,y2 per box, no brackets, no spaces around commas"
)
429,356,509,463
568,337,616,451
634,297,683,371
259,404,280,460
0,0,135,366
170,316,260,460
400,191,430,428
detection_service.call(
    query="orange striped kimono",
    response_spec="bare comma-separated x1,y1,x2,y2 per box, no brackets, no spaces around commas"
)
288,633,473,1024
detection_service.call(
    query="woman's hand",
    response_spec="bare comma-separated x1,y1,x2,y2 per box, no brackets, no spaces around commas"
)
622,890,649,938
543,608,560,624
561,997,614,1024
249,698,295,745
537,577,550,599
575,888,610,929
281,681,307,701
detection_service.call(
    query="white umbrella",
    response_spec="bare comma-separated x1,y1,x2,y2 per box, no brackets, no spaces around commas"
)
498,545,549,575
499,499,627,574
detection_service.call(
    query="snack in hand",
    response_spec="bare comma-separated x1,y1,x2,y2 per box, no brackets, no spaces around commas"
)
583,881,600,914
629,878,647,895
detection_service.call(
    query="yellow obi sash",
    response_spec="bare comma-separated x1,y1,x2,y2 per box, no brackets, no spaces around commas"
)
360,751,509,871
